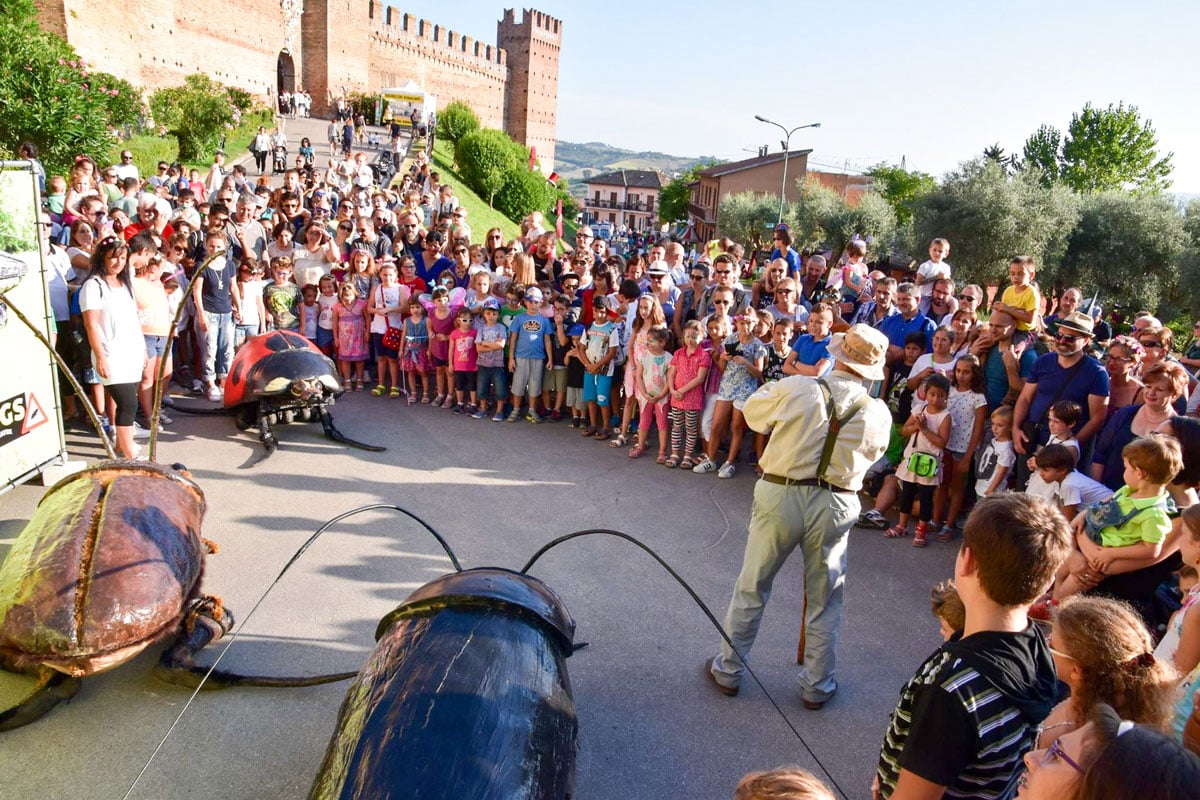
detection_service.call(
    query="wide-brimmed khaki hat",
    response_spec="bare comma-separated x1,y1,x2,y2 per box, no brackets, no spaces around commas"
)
1056,311,1095,338
826,323,888,380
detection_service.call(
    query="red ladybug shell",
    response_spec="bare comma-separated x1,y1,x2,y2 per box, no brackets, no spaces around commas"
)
223,331,341,408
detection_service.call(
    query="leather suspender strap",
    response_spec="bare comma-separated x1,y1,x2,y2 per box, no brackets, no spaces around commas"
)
815,378,871,483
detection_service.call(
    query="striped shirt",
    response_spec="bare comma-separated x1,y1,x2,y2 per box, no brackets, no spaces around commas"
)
877,629,1054,800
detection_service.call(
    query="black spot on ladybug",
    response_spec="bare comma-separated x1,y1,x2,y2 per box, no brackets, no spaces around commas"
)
230,362,243,386
265,333,292,352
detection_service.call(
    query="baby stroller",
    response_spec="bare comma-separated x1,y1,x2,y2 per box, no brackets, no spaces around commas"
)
272,144,288,173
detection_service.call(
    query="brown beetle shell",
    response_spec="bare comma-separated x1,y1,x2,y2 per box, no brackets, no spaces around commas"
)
0,462,206,677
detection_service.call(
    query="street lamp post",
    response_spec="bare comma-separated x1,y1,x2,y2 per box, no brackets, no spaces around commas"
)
754,116,820,225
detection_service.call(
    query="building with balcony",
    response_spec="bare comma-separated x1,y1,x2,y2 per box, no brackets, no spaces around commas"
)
687,149,812,244
582,169,664,232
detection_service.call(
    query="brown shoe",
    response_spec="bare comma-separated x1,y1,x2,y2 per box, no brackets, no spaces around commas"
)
802,689,835,710
704,657,738,697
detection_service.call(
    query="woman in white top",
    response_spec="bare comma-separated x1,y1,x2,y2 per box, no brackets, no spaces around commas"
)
80,237,146,458
266,220,298,262
293,221,339,289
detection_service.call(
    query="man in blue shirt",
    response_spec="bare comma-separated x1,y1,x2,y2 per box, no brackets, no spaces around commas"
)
879,282,935,361
971,309,1037,410
1012,311,1109,489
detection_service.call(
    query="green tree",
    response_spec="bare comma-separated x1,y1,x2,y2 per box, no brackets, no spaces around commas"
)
717,191,778,251
785,177,844,253
910,159,1080,289
150,74,235,162
436,100,480,152
820,191,898,262
455,128,522,207
1058,191,1187,317
1060,102,1173,193
495,163,551,222
865,163,935,226
1022,124,1062,187
658,160,720,224
0,5,117,174
91,72,142,130
1175,200,1200,317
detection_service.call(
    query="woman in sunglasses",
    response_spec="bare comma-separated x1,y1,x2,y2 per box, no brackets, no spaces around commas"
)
1016,703,1199,800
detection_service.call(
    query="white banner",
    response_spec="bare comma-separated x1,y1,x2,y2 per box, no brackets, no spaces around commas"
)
0,163,67,494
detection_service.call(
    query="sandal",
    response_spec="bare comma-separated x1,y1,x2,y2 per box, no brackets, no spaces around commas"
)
581,426,596,438
628,444,646,459
884,524,908,539
371,384,386,397
593,430,611,442
609,433,628,448
421,395,431,404
355,380,364,392
679,457,694,470
934,524,959,543
390,387,401,398
665,456,680,469
407,396,416,406
655,453,668,465
913,523,929,548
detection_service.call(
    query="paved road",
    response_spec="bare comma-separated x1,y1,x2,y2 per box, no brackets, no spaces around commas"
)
1,392,957,800
1,126,958,798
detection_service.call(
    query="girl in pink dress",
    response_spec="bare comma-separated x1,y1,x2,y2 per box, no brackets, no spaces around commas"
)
333,282,369,390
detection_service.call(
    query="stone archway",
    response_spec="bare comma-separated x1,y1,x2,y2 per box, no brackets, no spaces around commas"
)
277,50,296,96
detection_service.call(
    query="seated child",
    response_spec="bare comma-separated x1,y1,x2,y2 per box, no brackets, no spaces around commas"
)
1153,506,1200,677
1047,435,1182,608
930,579,965,641
1023,400,1081,496
1028,444,1112,519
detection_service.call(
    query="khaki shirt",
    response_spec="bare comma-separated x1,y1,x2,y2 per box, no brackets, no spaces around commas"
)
744,369,891,491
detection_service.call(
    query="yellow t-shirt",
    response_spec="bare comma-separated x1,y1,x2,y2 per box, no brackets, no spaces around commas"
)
1001,284,1039,331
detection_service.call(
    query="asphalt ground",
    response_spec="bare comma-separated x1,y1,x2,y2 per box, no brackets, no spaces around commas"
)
0,387,958,800
2,116,958,799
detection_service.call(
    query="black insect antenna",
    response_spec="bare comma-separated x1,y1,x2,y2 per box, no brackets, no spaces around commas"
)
122,503,461,800
0,292,116,460
521,529,851,800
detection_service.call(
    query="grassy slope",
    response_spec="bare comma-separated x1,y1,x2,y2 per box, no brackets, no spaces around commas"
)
430,139,522,240
123,109,275,177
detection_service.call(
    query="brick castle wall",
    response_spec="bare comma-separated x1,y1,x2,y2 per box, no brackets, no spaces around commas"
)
34,2,560,169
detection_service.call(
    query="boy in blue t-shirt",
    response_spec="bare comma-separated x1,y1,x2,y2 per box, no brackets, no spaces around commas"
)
506,286,553,423
782,301,833,377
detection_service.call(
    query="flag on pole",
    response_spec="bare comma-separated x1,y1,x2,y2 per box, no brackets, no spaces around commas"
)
555,197,563,238
529,146,537,170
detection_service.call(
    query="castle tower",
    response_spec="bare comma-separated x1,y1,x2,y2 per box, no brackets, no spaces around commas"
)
302,0,370,118
497,8,561,173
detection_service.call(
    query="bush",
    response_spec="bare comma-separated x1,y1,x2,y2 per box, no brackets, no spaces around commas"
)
150,74,235,162
0,13,116,175
496,162,552,222
437,100,480,149
91,71,142,130
226,86,254,112
456,129,522,207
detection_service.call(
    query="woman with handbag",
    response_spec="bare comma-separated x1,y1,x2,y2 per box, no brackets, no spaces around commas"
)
887,373,952,547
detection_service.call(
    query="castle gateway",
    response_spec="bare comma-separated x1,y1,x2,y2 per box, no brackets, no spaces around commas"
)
33,2,562,169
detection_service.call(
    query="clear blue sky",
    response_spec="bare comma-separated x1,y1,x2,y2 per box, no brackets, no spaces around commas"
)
389,1,1200,191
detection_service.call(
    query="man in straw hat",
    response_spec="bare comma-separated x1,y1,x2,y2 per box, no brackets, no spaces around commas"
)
706,324,892,709
1011,310,1108,489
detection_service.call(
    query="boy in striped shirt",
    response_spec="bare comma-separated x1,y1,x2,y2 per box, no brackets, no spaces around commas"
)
874,494,1071,800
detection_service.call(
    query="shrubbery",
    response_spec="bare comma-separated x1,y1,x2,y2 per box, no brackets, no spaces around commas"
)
437,100,480,149
150,74,236,162
0,9,120,174
455,129,523,207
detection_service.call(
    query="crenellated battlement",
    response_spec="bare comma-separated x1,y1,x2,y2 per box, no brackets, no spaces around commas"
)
369,5,508,69
500,7,562,37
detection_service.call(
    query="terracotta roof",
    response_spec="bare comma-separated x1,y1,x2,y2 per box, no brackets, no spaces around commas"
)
697,150,812,178
584,169,664,189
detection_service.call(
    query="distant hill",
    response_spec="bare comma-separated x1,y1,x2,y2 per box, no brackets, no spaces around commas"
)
555,140,716,195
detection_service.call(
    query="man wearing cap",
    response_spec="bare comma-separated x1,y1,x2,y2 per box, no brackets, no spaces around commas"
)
1011,311,1109,489
707,324,892,709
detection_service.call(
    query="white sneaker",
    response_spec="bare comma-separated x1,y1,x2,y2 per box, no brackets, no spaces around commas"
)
692,457,717,474
131,422,152,439
206,385,223,402
717,462,737,479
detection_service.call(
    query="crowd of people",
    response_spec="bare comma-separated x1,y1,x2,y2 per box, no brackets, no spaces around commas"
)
23,120,1200,798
